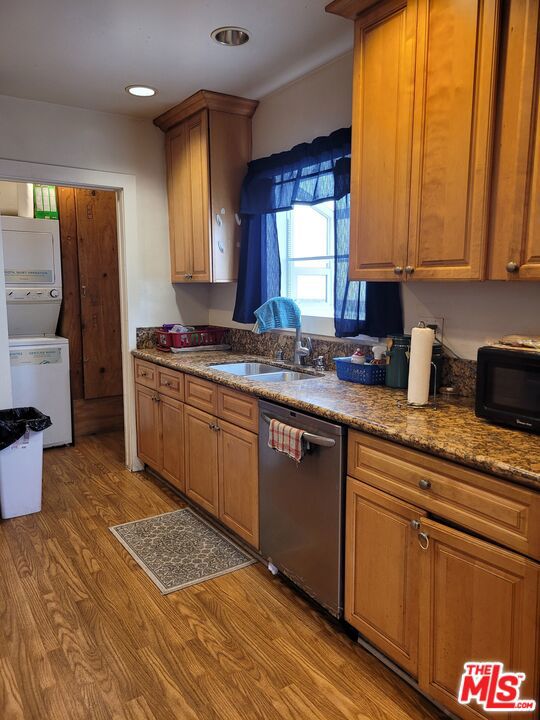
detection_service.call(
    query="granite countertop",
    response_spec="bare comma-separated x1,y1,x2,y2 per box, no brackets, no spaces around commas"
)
132,348,540,491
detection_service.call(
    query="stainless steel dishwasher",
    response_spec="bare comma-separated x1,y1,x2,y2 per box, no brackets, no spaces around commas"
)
259,399,346,617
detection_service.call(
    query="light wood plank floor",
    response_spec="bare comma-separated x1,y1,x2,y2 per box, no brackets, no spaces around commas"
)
0,432,445,720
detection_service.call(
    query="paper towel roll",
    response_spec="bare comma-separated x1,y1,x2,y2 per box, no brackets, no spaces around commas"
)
17,183,34,218
407,326,435,406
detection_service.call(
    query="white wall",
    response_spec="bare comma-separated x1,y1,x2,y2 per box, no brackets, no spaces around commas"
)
208,52,540,360
0,93,209,331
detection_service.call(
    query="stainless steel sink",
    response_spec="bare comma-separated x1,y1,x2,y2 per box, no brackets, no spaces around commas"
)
248,370,316,382
208,362,319,382
208,362,283,376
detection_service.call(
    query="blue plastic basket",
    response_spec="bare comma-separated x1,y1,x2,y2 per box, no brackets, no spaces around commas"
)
334,357,386,385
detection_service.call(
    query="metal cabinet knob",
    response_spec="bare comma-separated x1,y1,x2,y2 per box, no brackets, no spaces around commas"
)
404,265,415,275
394,266,404,275
419,479,431,490
506,261,519,273
418,532,430,550
410,519,421,530
184,273,193,280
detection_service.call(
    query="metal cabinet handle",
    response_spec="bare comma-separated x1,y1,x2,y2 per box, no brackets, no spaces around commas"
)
418,532,430,550
208,423,220,432
506,261,519,273
184,273,193,280
410,519,421,530
215,214,223,227
393,266,403,276
235,213,242,226
404,265,415,275
153,393,160,403
419,479,431,490
140,371,147,377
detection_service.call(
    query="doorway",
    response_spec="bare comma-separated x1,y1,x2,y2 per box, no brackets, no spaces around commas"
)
57,187,124,439
0,180,124,453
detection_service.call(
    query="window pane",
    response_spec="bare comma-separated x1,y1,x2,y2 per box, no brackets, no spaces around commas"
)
296,275,327,301
290,204,331,257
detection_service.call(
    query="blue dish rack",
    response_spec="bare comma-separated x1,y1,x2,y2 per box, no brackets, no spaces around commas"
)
334,357,386,385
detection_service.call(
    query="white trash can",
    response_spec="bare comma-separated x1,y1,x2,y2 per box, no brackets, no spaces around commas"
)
0,408,51,519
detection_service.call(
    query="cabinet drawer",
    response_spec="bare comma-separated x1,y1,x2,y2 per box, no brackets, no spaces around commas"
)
348,431,540,560
134,359,158,389
185,375,218,414
157,367,184,401
217,386,258,433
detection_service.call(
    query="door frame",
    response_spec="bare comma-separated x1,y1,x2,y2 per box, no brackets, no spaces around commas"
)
0,157,143,471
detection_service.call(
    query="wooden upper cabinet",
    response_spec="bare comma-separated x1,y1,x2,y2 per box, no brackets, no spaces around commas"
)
407,0,499,281
349,0,416,281
488,0,540,280
155,90,258,284
328,0,501,282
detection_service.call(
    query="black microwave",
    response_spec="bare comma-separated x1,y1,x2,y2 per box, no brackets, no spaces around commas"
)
475,346,540,433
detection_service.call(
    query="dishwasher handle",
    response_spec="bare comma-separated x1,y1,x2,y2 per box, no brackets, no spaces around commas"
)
261,413,336,448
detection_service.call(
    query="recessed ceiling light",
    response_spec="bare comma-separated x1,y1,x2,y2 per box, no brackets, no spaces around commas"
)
211,26,250,47
125,85,157,97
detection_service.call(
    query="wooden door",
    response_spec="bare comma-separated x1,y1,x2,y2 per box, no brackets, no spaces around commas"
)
135,384,160,469
76,188,123,398
488,0,540,280
218,419,259,548
165,110,211,282
166,121,192,281
349,0,416,280
184,404,219,516
345,478,426,676
407,0,499,280
159,395,184,493
418,518,540,720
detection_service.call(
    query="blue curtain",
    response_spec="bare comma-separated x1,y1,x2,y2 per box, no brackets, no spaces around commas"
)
233,127,403,338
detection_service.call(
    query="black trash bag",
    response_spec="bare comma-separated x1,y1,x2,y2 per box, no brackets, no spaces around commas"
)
0,407,53,451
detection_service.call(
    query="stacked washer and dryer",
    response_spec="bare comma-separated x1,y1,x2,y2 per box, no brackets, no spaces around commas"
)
3,216,72,447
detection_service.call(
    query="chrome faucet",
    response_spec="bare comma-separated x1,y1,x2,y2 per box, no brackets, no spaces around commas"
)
294,328,311,365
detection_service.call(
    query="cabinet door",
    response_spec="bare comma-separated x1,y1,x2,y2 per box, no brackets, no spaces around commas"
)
407,0,499,280
165,110,211,282
209,111,251,282
345,478,426,676
218,419,259,549
418,518,539,720
488,0,540,280
184,404,219,516
159,395,184,493
349,0,416,280
135,384,160,469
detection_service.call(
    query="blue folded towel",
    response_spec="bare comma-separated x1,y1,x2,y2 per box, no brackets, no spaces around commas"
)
253,297,302,334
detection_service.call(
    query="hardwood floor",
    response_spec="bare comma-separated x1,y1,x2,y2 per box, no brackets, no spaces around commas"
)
0,432,445,720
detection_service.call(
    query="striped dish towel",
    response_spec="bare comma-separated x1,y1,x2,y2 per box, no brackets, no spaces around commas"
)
268,419,305,462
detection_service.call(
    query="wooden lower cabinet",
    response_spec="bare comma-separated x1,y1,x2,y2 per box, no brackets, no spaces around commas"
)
218,419,259,548
135,383,185,492
184,405,219,517
345,478,426,677
135,384,160,468
345,477,540,720
418,518,540,720
159,395,184,493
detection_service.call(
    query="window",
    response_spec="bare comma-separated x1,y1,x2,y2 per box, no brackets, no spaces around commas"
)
277,201,335,318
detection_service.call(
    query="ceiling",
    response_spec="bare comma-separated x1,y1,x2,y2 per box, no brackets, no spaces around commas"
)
0,0,353,118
